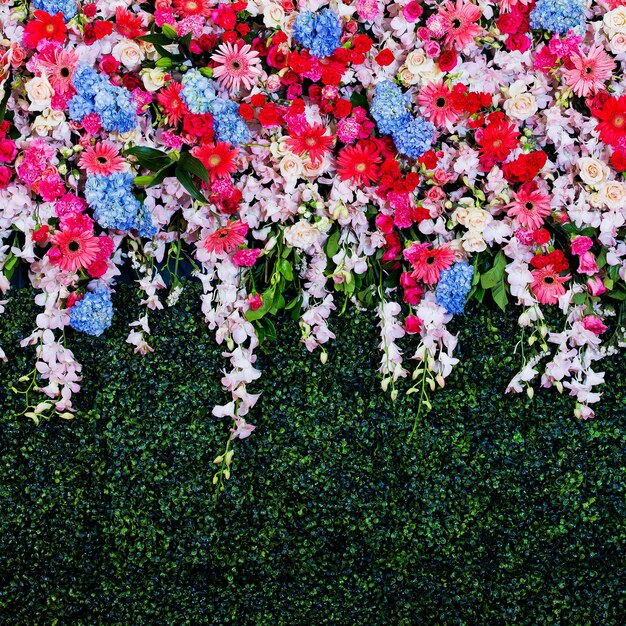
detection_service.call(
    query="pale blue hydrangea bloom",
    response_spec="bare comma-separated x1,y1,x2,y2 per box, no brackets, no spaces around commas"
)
530,0,588,33
435,263,475,315
33,0,78,21
292,9,342,58
69,288,114,337
392,117,434,159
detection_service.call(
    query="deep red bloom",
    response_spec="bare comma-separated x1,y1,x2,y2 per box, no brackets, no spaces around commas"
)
157,82,190,126
476,118,519,163
115,7,146,39
23,11,67,49
336,142,382,186
375,49,394,66
286,124,334,165
594,95,626,147
191,142,238,181
502,151,547,183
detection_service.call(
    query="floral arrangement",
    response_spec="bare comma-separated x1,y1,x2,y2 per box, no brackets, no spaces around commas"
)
1,0,625,484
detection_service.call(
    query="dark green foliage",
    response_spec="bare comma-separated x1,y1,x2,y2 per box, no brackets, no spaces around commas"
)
1,284,626,625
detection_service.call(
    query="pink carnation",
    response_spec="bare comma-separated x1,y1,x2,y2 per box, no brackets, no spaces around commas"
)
582,315,607,335
232,248,262,267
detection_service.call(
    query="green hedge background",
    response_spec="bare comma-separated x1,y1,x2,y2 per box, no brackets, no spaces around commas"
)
1,283,625,625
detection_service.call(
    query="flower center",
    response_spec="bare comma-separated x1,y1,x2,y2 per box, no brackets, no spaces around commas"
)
543,276,554,284
451,17,462,29
436,97,446,108
97,156,108,164
614,115,625,128
230,59,243,72
355,162,366,172
306,137,317,147
209,155,222,167
60,67,70,78
426,255,436,265
525,202,534,210
68,241,81,252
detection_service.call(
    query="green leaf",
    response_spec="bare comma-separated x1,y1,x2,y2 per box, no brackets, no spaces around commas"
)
572,292,587,306
491,278,509,312
480,251,506,290
138,33,172,45
178,153,209,184
279,259,293,281
245,289,274,321
175,165,207,204
326,230,341,258
0,72,12,125
147,163,176,188
596,247,607,270
126,146,170,172
2,250,17,281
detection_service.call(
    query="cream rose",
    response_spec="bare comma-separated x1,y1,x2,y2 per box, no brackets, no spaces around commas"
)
279,153,304,180
263,3,285,28
578,157,608,187
141,68,166,92
25,75,54,112
599,181,626,210
461,230,488,253
604,7,626,34
404,49,434,75
503,81,537,121
609,32,626,55
465,207,493,232
112,40,144,70
398,66,420,86
284,221,321,250
452,206,470,226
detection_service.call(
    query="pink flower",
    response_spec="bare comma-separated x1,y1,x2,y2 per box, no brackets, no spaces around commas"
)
587,276,607,296
248,293,263,310
578,251,599,276
506,183,552,230
531,266,570,304
402,0,423,22
404,315,423,334
232,248,261,267
582,315,607,335
211,41,262,93
564,45,616,98
571,236,593,256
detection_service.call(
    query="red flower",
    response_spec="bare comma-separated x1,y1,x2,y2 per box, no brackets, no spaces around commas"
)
476,117,519,163
182,113,214,139
286,124,334,166
115,7,147,39
157,82,190,127
23,11,67,49
258,103,283,127
404,315,423,334
502,150,547,183
375,49,394,66
336,142,382,186
32,224,50,245
438,49,457,72
594,95,626,147
191,142,238,181
203,220,248,255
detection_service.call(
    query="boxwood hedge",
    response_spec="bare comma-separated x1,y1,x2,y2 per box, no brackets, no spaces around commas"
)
1,283,625,625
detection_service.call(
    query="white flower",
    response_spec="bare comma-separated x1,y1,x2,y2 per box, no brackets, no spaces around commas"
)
604,6,626,34
263,3,285,28
599,181,626,210
140,68,166,92
25,75,54,111
578,156,608,187
284,221,321,251
503,80,537,120
112,40,144,70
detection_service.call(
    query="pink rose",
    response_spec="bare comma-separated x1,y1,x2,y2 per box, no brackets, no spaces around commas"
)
587,276,607,296
426,186,445,203
248,293,263,310
87,259,108,278
0,139,17,163
376,214,394,234
578,251,599,276
582,315,607,335
402,0,423,23
424,41,441,58
0,165,11,189
571,236,593,256
404,315,423,334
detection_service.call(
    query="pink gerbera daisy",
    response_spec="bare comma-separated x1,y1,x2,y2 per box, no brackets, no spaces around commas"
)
49,224,101,272
506,182,552,230
286,124,335,165
438,0,482,51
531,266,570,305
37,47,78,94
211,42,262,93
417,81,461,127
564,45,616,98
78,143,126,176
410,244,456,285
203,220,249,255
173,0,212,17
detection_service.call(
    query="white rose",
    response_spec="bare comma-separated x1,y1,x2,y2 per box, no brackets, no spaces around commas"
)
599,181,626,210
405,49,434,75
270,137,290,159
112,40,144,70
504,81,537,121
141,41,159,62
303,156,330,178
578,157,608,187
25,75,54,111
604,7,626,34
461,230,487,253
284,221,321,250
263,3,285,28
141,68,166,92
398,66,420,86
279,152,304,181
465,207,492,232
32,114,51,136
452,206,470,226
609,32,626,55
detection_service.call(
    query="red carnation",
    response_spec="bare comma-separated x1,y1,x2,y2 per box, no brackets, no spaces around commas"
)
375,49,394,67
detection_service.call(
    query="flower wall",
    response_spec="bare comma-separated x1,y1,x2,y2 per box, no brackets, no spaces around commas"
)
1,0,626,461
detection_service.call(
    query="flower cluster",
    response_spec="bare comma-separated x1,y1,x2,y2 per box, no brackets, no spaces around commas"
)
0,0,625,475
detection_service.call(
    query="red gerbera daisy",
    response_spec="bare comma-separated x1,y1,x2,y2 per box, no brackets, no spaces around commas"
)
418,81,461,127
114,7,147,39
336,142,382,186
594,95,626,147
191,142,238,181
174,0,213,17
49,224,101,273
23,11,67,50
203,220,248,255
476,117,519,162
410,244,456,285
78,143,126,176
157,82,190,127
286,124,335,166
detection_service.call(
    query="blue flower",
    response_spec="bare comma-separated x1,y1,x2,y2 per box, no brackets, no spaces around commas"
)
293,9,342,58
210,99,250,145
180,69,217,114
391,116,434,159
370,80,412,136
85,173,156,237
530,0,587,33
69,289,114,337
33,0,78,21
435,262,475,315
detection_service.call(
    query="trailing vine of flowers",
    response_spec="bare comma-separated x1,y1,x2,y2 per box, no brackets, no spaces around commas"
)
0,0,625,484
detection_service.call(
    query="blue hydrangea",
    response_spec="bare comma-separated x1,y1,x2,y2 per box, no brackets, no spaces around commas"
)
370,80,413,136
435,263,475,315
180,69,217,114
33,0,78,21
68,64,137,133
391,116,434,159
85,173,156,237
293,9,342,58
530,0,587,33
69,288,114,337
209,99,250,145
